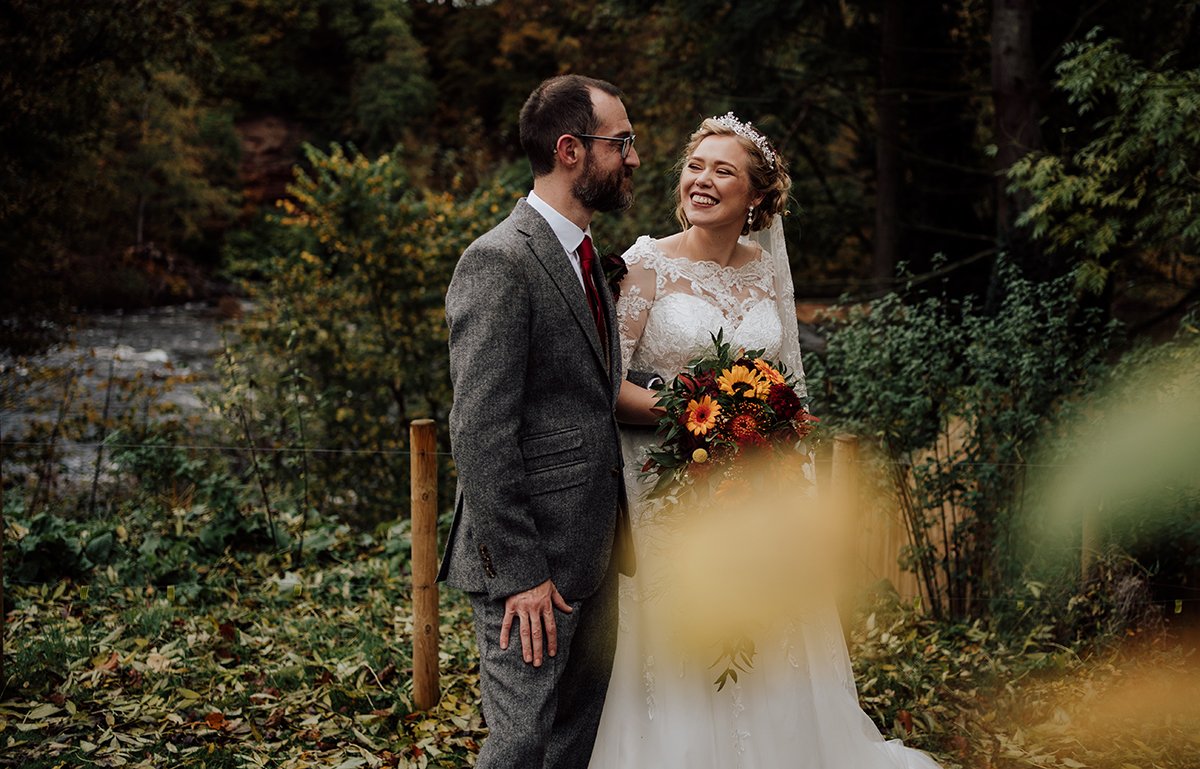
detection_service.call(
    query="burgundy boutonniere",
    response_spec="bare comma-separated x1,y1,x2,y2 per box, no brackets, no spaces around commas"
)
601,251,628,300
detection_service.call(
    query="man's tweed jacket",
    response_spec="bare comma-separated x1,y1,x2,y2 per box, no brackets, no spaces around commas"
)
439,199,635,601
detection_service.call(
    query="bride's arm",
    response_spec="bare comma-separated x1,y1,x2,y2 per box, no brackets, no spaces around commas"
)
616,380,661,424
614,251,661,424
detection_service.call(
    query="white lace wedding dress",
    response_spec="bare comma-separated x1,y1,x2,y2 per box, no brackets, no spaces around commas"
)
587,235,942,769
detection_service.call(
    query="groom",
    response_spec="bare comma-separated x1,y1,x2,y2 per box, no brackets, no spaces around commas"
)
439,75,639,768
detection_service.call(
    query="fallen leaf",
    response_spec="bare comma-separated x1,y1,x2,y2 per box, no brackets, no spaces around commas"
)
27,703,61,720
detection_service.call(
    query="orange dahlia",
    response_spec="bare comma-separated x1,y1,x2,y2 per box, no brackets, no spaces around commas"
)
684,395,721,436
727,413,765,444
754,359,787,386
721,400,769,446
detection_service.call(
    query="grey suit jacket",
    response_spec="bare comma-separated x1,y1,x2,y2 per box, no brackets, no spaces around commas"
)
438,199,635,602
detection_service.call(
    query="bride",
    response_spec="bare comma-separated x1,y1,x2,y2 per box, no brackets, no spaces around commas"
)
587,114,943,769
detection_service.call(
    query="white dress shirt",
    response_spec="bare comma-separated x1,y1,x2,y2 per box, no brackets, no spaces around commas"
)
526,190,591,293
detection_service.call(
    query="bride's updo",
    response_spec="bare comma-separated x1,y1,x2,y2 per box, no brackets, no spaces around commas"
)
675,113,792,235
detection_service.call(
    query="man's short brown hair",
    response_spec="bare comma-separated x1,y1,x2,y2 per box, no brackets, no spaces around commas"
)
519,75,623,177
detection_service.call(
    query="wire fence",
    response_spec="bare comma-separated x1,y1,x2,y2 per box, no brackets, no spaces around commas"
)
1,575,1195,614
0,438,1103,469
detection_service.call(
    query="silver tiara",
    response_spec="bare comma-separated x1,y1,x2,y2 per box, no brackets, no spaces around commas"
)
711,112,776,168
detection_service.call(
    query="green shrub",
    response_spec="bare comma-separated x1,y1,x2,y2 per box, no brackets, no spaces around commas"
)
1008,29,1200,294
808,260,1114,620
221,144,519,526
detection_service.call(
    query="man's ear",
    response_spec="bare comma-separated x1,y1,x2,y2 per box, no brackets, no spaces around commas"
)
555,134,584,170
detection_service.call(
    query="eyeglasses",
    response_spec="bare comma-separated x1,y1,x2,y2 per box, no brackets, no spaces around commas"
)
572,133,637,160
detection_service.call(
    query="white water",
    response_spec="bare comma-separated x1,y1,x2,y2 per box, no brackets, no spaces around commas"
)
1,302,237,486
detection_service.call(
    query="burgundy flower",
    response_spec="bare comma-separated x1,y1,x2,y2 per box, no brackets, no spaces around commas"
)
692,371,717,395
767,383,802,420
601,252,628,299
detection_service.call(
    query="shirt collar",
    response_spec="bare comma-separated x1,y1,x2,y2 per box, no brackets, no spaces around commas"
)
527,190,592,255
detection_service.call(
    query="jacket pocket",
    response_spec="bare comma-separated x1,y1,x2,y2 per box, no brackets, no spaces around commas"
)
519,426,583,472
525,459,588,497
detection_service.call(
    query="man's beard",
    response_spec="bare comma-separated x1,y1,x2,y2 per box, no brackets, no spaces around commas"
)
573,152,634,212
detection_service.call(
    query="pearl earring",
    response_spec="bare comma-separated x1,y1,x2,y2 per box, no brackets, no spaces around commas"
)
746,205,755,228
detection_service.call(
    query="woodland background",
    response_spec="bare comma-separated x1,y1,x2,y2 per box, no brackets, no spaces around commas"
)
2,1,1200,767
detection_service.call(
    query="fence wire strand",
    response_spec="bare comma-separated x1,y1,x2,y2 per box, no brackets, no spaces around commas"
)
1,439,1095,468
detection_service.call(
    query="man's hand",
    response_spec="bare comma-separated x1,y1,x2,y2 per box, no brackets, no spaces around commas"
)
499,579,573,667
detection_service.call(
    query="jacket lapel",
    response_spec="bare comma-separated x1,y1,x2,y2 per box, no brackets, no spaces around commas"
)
514,201,609,376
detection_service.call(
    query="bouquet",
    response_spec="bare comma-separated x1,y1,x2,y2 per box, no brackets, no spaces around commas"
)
640,331,819,690
641,330,818,505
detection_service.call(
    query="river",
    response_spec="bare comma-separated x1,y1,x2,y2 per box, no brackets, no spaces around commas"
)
1,302,235,486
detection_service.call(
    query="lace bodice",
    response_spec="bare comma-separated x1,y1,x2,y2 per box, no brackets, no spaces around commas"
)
616,236,782,378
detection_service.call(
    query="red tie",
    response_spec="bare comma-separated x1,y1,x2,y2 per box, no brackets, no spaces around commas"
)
578,236,607,344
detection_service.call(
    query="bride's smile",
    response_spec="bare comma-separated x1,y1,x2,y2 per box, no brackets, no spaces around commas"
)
680,134,762,230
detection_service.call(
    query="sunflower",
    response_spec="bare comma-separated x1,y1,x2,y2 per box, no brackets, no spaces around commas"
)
684,395,721,436
717,365,770,399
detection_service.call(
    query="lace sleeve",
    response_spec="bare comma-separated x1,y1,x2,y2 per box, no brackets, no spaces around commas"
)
615,244,658,373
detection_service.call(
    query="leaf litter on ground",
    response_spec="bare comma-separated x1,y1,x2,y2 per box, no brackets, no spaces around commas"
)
3,543,1197,768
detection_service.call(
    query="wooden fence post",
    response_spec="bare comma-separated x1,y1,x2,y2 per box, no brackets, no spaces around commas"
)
1080,502,1098,582
831,434,860,524
831,434,860,632
410,419,440,710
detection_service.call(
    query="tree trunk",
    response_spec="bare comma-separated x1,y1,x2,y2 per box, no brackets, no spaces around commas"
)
991,0,1045,284
874,0,902,294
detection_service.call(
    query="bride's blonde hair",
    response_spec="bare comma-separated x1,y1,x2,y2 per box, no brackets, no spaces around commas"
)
674,116,791,235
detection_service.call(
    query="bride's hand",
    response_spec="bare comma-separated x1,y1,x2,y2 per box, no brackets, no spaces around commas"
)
500,579,573,667
616,380,665,425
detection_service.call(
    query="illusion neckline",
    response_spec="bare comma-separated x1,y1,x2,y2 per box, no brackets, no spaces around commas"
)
638,235,768,275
